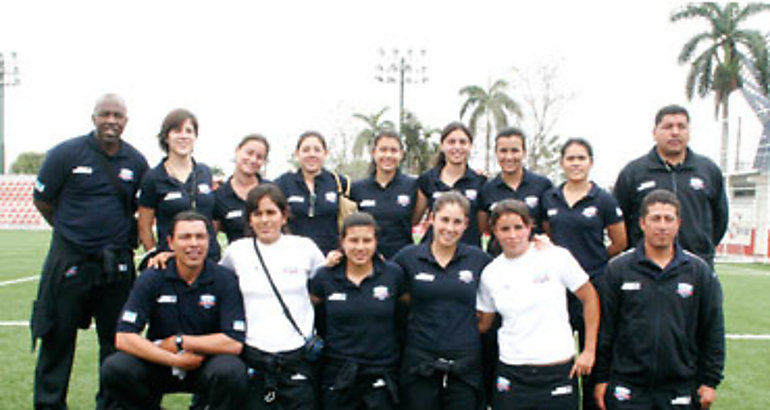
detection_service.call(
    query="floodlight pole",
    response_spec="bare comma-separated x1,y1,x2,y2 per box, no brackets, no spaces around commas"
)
0,52,21,175
375,48,428,134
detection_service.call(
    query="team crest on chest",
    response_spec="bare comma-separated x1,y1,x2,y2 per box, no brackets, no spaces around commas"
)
397,194,411,207
458,270,474,284
689,177,705,190
118,168,134,182
199,294,216,309
198,183,212,194
464,189,477,201
525,195,539,208
676,283,694,298
582,206,598,218
325,191,338,202
372,285,390,300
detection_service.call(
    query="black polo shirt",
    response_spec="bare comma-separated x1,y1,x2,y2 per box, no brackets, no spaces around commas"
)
116,260,246,343
542,183,623,277
417,166,486,247
213,176,268,243
275,169,349,255
138,160,220,260
34,132,149,254
478,169,553,234
309,259,407,366
350,170,418,259
392,242,491,352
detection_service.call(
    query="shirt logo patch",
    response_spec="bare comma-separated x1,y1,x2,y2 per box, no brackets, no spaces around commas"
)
199,294,216,309
372,286,390,300
163,191,183,201
525,195,539,208
533,273,549,284
671,395,692,405
118,168,134,182
621,282,641,291
233,320,246,332
496,376,511,392
582,206,598,218
464,189,477,201
325,191,338,203
415,272,435,282
328,292,347,301
198,183,212,194
551,385,573,396
72,166,93,174
689,177,704,190
288,195,305,203
121,310,137,323
360,199,376,208
676,283,694,298
372,378,386,388
226,209,242,219
637,180,656,192
35,179,46,193
283,266,300,275
613,385,631,401
458,270,474,284
547,208,558,217
616,207,623,217
157,295,177,304
64,266,78,278
397,194,411,207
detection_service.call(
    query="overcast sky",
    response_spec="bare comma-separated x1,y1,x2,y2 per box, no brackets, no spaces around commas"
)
2,0,768,184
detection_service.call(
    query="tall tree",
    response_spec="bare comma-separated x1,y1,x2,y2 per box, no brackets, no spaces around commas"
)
401,110,439,174
10,151,45,174
671,2,770,170
352,107,396,158
459,80,522,171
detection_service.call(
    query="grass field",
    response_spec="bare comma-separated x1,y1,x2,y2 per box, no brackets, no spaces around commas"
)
1,230,768,409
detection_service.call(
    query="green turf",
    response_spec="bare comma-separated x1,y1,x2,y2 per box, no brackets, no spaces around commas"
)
0,230,767,409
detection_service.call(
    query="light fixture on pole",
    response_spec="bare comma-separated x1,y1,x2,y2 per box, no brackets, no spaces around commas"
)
0,52,21,175
375,48,428,134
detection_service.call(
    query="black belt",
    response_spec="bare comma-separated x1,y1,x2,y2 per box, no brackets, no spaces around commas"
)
327,358,399,403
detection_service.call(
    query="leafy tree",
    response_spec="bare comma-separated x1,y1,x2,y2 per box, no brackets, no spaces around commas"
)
351,107,396,158
10,152,45,174
671,2,770,170
401,110,439,175
459,79,522,172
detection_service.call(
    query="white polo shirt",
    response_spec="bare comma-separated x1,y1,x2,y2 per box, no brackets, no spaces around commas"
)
220,234,325,353
477,246,588,365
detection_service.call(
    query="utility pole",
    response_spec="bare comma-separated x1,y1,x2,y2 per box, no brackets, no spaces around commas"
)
0,52,21,175
375,48,428,134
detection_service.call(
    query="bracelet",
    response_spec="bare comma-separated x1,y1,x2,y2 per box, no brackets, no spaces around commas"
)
175,334,184,352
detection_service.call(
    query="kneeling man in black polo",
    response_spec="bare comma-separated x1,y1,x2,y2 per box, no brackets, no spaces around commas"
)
101,211,249,410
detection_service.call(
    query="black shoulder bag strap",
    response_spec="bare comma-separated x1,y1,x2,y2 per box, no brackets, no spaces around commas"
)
252,237,307,339
187,158,199,211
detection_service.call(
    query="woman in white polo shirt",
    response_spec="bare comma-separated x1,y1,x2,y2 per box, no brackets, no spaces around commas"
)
219,183,326,410
477,199,599,409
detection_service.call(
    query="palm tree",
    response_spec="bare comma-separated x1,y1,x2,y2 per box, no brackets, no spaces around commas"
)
351,107,396,158
459,79,522,171
671,2,770,170
401,110,439,174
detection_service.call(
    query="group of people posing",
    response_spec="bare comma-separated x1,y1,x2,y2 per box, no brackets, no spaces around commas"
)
31,93,726,410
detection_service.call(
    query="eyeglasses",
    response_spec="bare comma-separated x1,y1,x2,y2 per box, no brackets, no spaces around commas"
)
308,193,317,218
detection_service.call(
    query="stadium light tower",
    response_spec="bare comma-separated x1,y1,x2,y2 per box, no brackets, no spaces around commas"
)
0,52,21,175
375,48,428,134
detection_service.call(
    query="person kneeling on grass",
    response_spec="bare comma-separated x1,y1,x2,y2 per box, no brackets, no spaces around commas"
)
100,211,249,410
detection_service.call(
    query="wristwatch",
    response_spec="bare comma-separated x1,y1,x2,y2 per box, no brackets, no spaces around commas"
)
175,334,184,352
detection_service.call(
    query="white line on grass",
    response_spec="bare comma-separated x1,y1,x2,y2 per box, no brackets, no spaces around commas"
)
0,321,27,326
0,275,39,287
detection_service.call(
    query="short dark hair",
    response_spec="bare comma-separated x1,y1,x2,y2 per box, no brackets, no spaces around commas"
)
372,129,403,151
434,121,473,168
340,212,379,239
654,104,689,126
640,189,680,218
244,183,289,237
238,133,270,158
490,199,532,229
296,131,328,151
158,108,198,153
169,210,211,237
496,127,526,151
432,190,470,215
560,138,593,159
